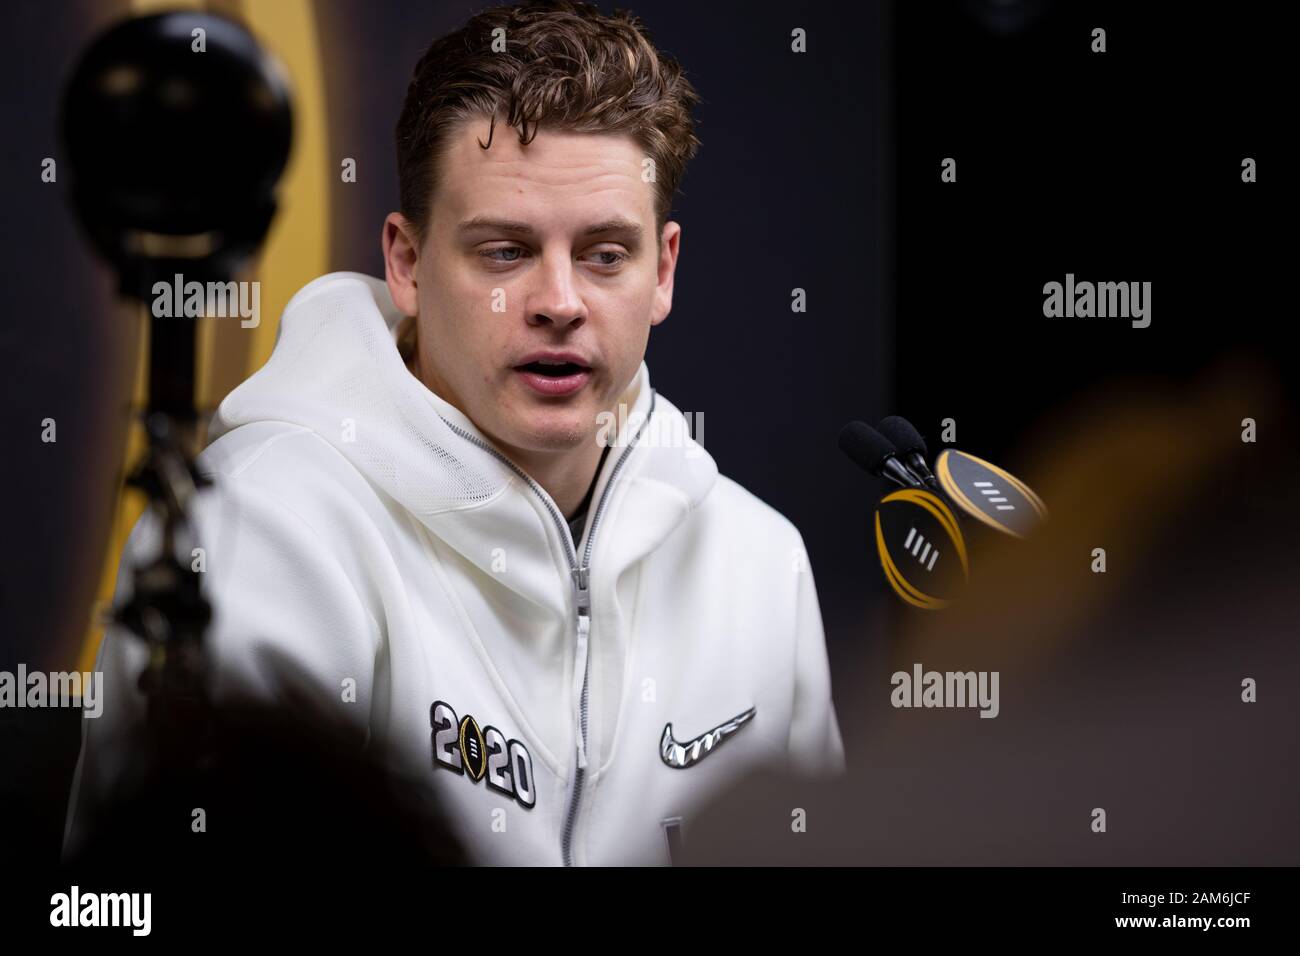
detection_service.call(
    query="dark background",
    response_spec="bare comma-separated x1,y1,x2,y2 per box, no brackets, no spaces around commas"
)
1,0,1294,887
894,0,1292,453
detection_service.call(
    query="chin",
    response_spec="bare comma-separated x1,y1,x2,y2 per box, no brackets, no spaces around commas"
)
504,409,592,453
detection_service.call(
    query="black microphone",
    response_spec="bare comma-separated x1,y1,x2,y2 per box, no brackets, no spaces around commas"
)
838,421,925,489
877,416,943,495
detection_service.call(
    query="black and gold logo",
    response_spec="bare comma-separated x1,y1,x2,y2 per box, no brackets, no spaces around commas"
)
874,488,969,610
459,714,487,781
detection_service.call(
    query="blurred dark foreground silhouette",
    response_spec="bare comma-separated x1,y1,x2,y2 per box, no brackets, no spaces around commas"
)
62,689,469,893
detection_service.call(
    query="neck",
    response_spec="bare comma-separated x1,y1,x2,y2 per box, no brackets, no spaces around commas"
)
505,440,606,521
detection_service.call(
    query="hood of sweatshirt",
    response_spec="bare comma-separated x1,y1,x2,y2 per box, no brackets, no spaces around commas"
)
208,272,719,627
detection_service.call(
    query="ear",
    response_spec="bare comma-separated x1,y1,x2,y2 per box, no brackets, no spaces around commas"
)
649,220,681,327
382,212,421,316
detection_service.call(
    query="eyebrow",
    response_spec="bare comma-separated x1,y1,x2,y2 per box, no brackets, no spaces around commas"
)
456,215,644,240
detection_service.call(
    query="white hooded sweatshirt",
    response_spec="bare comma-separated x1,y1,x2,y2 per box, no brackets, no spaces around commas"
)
64,272,845,866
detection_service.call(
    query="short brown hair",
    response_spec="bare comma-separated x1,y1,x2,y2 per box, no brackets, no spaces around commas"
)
394,0,701,250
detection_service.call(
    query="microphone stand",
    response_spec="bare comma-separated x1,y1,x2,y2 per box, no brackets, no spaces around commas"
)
61,9,292,779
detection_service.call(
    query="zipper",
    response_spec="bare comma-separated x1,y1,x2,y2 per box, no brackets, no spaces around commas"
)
437,391,657,866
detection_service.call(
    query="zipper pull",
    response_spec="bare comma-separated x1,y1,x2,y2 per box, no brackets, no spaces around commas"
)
571,566,591,770
571,565,590,616
573,612,590,770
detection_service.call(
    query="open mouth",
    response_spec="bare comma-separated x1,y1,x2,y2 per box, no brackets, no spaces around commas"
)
514,360,590,377
512,359,593,397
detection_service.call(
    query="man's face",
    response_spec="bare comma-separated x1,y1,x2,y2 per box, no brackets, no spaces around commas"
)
385,118,680,461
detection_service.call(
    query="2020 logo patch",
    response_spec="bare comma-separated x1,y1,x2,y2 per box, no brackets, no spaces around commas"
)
430,700,536,809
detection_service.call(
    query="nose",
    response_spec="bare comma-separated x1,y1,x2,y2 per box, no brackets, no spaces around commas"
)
525,253,586,331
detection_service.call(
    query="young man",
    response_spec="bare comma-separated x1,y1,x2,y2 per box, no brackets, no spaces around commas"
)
65,0,843,866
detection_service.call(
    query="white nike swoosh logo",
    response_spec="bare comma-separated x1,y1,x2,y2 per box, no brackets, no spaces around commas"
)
659,706,756,769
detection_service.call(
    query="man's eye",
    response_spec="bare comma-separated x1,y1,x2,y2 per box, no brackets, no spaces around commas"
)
480,246,527,263
586,251,627,267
